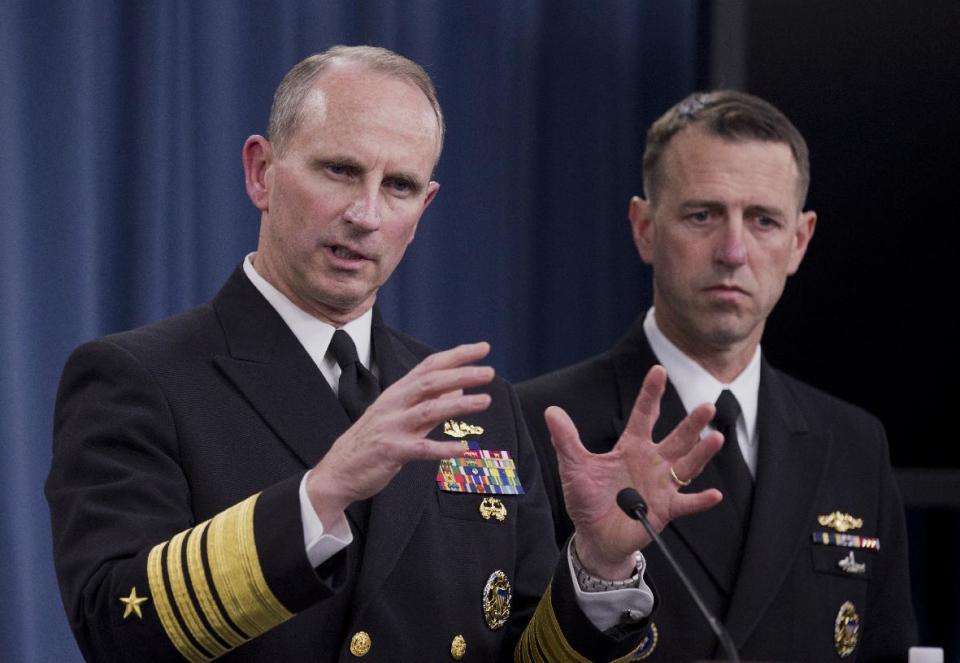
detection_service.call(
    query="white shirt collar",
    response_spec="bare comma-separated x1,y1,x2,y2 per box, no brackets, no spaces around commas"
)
243,253,373,390
642,308,761,475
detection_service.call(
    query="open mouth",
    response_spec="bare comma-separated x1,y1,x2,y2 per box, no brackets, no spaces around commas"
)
330,245,367,261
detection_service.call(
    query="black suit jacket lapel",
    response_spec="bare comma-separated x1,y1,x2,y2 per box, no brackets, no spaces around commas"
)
612,318,746,597
723,362,830,647
354,314,439,613
212,267,350,468
210,271,439,612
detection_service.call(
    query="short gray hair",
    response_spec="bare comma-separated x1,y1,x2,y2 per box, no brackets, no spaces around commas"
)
267,45,445,159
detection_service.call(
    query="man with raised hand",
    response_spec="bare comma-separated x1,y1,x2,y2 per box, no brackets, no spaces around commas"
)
48,46,721,662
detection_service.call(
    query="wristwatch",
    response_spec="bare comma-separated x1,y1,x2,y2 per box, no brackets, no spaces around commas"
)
571,539,643,592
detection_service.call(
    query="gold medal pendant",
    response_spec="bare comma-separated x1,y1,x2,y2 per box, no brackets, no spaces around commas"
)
482,570,512,630
834,601,860,658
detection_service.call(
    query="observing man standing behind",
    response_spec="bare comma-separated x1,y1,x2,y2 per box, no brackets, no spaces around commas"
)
519,90,917,662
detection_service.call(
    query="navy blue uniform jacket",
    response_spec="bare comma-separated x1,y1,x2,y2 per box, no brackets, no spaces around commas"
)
518,315,916,662
47,267,647,662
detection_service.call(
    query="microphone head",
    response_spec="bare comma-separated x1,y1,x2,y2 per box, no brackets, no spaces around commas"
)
616,487,647,519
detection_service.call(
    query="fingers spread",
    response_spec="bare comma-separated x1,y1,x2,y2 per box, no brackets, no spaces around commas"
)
621,365,667,444
656,401,715,463
403,392,492,435
410,342,490,375
414,438,486,462
398,365,494,406
670,488,723,520
669,430,723,486
545,406,588,465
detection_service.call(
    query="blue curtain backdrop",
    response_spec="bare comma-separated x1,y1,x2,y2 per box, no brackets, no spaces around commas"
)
0,1,700,659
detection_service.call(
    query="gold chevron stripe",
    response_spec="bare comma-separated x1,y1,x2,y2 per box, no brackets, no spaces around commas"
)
147,540,212,663
168,528,230,658
185,520,247,648
206,493,293,638
515,584,642,663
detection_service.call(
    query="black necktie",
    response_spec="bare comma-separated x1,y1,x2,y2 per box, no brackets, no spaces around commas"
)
327,330,381,542
328,330,380,422
712,390,754,524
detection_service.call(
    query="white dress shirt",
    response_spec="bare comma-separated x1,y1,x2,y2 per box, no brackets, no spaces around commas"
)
643,308,761,476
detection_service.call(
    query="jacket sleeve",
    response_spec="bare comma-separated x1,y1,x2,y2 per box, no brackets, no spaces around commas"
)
45,339,337,662
504,386,652,662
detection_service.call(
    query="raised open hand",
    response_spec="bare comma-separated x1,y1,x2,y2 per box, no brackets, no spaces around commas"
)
306,341,494,526
546,365,724,578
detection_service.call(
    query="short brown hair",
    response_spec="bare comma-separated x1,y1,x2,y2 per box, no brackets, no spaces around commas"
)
642,90,810,207
267,45,445,159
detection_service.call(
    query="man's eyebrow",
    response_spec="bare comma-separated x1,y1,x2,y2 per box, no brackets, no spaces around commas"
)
680,200,787,218
680,199,725,210
745,204,787,218
384,170,426,192
310,154,363,170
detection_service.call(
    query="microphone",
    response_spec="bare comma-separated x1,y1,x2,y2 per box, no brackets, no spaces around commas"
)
617,487,741,663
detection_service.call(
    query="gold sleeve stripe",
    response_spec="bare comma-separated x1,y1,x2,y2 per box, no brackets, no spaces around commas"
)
167,529,230,658
147,541,214,663
146,492,295,661
514,584,642,663
206,493,293,639
185,520,247,648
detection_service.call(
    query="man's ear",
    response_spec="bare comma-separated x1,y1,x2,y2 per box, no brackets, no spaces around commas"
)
628,195,655,264
243,135,273,212
405,181,440,245
422,181,440,212
787,209,817,275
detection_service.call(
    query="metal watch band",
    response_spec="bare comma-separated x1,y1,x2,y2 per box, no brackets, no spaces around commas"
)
571,541,642,592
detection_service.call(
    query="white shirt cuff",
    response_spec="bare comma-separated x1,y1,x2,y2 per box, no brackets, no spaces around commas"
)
566,543,655,632
299,472,353,568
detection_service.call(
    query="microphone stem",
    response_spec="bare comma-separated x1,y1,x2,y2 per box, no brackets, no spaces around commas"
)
633,507,741,663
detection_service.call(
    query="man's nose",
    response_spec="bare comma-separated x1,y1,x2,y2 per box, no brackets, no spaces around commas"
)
714,217,747,266
342,187,382,230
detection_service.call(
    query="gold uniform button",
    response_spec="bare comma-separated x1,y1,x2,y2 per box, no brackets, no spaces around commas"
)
450,634,467,660
349,631,372,657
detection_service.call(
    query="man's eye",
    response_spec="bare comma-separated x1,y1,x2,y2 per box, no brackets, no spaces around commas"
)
688,211,710,223
756,216,779,229
323,162,360,178
386,178,414,194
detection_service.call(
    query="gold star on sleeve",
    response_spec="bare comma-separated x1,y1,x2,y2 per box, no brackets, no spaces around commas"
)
120,587,149,620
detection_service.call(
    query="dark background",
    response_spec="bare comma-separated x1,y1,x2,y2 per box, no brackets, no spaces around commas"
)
729,1,960,655
2,0,957,659
747,0,959,471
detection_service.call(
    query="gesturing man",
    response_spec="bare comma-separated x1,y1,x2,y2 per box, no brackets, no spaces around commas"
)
47,47,721,662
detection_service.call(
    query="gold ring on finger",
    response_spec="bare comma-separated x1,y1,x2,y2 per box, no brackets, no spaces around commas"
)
670,466,691,487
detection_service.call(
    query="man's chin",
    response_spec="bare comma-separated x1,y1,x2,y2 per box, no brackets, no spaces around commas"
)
700,318,761,351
